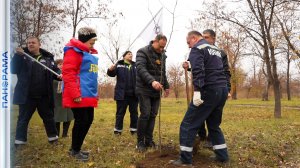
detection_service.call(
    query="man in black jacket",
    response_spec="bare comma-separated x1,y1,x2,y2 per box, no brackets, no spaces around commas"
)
135,34,170,151
107,51,138,135
11,36,60,146
171,31,229,166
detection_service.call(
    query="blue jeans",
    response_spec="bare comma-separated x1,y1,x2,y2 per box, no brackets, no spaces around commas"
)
15,96,57,143
179,87,229,164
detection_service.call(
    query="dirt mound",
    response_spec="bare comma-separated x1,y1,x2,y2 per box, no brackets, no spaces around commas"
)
135,145,218,168
135,145,178,168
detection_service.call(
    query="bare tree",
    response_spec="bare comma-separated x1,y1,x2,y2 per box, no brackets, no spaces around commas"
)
214,0,297,118
99,20,127,64
274,3,300,100
157,0,178,49
192,1,246,99
274,1,300,58
218,26,246,99
61,0,115,37
10,0,65,46
167,63,184,99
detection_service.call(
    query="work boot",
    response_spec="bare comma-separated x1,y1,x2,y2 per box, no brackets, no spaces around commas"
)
62,121,70,137
136,141,146,152
145,140,156,149
169,159,193,167
210,155,229,163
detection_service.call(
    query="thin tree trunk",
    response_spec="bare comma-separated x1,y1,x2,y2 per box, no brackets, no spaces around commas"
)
262,80,270,101
287,46,291,100
231,82,237,100
231,68,237,100
36,1,43,37
72,0,80,37
273,79,281,118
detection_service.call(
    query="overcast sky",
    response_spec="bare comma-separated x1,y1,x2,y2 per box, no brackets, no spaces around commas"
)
96,0,206,69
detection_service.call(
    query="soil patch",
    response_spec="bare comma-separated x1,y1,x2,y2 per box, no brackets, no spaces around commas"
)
135,144,220,168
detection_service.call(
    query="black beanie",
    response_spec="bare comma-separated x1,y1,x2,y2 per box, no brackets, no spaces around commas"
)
78,33,97,43
122,51,132,57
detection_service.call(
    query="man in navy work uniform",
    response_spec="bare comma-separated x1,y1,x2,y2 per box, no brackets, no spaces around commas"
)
196,29,232,148
171,31,229,166
107,51,138,135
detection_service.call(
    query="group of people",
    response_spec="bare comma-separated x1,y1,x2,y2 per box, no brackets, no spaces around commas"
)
11,26,231,166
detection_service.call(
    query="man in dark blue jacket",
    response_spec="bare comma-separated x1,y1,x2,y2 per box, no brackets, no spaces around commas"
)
11,36,60,146
107,51,138,135
171,31,229,166
196,29,232,148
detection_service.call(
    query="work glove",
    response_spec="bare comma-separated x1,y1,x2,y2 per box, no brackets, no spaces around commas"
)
193,91,203,106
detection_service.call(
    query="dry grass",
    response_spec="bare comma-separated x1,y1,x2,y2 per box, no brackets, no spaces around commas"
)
11,98,300,168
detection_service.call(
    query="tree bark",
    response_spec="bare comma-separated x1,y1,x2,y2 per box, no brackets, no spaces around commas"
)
262,80,270,101
273,79,282,118
287,46,291,100
72,0,80,37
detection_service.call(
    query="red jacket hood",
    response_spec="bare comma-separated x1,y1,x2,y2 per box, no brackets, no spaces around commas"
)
66,38,98,54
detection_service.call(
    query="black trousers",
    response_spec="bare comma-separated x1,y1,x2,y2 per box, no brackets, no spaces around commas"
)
198,122,209,139
115,95,138,132
71,107,94,152
15,96,57,142
137,94,160,143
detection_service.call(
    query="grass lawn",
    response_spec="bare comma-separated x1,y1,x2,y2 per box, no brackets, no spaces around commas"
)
11,98,300,167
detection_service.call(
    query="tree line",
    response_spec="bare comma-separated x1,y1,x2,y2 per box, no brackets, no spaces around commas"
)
10,0,300,118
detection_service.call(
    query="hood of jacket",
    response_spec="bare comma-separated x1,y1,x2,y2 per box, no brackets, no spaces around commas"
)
65,38,98,54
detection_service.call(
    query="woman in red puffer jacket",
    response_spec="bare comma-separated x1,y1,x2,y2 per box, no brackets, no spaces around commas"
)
62,27,98,161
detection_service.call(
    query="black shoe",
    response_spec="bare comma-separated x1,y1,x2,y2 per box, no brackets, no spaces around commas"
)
136,141,146,152
145,141,156,149
210,155,229,163
69,149,89,156
14,144,25,149
49,139,58,145
69,149,89,161
114,131,122,135
203,141,213,148
130,131,137,135
169,159,193,167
